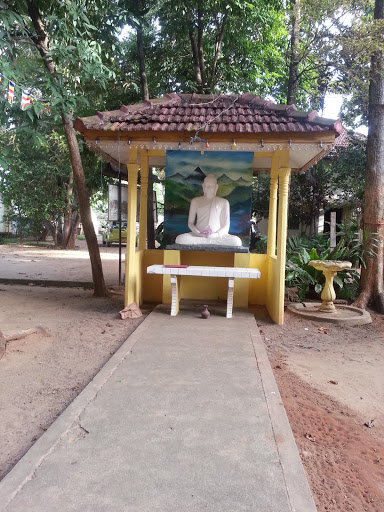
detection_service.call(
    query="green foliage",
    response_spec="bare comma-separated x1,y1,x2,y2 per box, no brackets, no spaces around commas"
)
285,220,379,302
251,173,270,223
0,0,120,120
133,0,288,97
288,134,367,232
281,0,376,111
288,164,333,231
0,130,71,242
326,135,366,211
286,244,323,301
0,237,18,245
335,3,380,127
250,233,268,254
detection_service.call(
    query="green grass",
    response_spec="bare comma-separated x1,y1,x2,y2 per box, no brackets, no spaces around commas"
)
77,234,86,240
23,241,51,247
0,237,19,245
0,237,51,246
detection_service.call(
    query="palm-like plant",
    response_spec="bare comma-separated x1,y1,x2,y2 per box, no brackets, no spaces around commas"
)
285,220,379,301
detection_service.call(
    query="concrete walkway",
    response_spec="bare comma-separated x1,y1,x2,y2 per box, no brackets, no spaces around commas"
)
0,303,316,512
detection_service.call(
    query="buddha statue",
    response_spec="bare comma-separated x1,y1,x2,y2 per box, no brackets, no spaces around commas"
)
175,174,242,247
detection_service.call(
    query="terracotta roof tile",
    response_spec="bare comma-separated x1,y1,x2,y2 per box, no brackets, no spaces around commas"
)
74,93,343,138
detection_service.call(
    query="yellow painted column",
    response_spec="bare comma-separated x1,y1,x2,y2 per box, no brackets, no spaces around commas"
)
124,148,139,307
138,149,149,251
267,151,279,257
276,167,291,324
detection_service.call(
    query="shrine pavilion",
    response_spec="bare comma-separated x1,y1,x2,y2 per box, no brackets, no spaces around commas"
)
74,93,342,324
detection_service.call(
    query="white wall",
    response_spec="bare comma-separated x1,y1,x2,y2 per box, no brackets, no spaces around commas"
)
0,196,11,233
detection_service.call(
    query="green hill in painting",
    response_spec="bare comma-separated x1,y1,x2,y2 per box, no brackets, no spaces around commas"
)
224,184,253,205
217,173,233,185
183,166,206,183
218,178,251,199
235,177,251,185
168,172,186,183
164,180,196,213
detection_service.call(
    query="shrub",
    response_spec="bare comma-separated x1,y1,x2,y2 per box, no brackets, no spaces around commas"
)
285,221,379,302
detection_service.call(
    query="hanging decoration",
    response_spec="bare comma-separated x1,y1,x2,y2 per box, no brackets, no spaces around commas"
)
40,101,51,117
20,90,31,110
8,81,15,105
0,71,51,116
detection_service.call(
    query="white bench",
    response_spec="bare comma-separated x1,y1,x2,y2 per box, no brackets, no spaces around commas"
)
147,264,261,318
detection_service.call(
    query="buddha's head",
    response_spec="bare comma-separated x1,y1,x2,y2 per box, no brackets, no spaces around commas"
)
202,174,218,199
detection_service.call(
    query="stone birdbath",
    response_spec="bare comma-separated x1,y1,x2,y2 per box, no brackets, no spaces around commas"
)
308,260,352,313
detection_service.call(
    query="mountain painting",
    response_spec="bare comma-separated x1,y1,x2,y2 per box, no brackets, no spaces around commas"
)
164,150,253,248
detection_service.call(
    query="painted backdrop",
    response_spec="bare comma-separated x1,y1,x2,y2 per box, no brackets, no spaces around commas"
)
163,151,253,247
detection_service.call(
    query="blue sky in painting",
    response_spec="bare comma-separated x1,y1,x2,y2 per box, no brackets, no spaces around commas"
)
165,151,253,183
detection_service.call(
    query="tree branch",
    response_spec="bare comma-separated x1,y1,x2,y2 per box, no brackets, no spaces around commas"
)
209,10,228,91
26,0,56,76
189,27,203,92
197,0,206,89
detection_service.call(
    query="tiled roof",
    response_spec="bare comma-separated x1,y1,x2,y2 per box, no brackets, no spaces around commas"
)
74,93,343,137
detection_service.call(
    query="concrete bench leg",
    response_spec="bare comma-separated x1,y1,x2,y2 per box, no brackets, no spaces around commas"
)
227,277,235,318
170,275,180,316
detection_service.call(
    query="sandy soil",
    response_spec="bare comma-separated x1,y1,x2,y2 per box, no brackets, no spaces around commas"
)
0,243,383,511
0,283,148,480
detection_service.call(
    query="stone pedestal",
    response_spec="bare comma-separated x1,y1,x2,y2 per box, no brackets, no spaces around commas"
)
308,260,352,313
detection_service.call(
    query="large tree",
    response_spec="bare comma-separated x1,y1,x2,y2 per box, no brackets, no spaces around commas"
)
285,0,365,109
0,0,124,296
354,0,384,312
144,0,286,96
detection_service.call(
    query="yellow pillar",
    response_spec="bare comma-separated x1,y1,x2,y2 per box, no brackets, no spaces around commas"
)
267,151,279,257
138,149,149,251
124,148,139,307
276,167,291,324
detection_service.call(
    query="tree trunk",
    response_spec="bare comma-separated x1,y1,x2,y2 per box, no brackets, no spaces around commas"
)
27,0,108,296
354,0,384,312
287,0,301,105
62,211,80,250
61,190,80,249
61,171,75,247
61,210,73,247
135,0,149,101
61,114,108,296
54,223,58,247
209,11,228,90
189,29,204,93
197,0,207,89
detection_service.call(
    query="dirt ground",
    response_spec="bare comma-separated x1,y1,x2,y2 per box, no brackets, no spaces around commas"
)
0,282,148,481
259,309,384,512
0,244,383,511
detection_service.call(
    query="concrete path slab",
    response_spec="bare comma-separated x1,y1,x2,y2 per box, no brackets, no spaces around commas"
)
0,304,317,512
